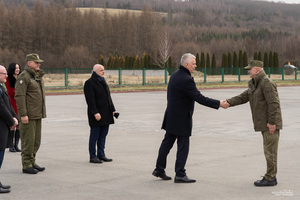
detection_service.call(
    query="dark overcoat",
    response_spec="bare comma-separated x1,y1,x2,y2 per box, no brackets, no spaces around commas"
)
84,72,116,127
161,66,220,136
0,85,17,150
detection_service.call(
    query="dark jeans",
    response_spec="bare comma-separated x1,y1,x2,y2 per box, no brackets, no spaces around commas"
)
155,132,190,177
89,125,109,159
0,150,5,169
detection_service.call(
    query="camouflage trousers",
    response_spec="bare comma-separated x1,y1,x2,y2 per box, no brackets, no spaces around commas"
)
261,129,280,181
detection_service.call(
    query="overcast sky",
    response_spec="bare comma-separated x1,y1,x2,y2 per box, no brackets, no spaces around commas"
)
263,0,300,3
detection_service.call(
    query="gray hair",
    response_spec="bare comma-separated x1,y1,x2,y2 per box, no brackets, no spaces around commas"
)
180,53,196,66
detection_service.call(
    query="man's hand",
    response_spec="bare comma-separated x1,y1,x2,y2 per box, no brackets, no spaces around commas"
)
94,113,101,121
267,123,276,134
21,116,29,124
10,117,19,129
220,100,230,109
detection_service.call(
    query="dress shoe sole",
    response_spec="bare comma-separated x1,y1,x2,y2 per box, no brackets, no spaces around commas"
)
0,189,10,193
98,158,113,162
101,160,112,162
254,182,277,186
89,161,103,164
22,169,38,174
152,172,172,180
34,167,45,172
174,179,196,183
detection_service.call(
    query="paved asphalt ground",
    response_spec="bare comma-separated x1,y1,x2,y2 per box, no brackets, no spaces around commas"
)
1,86,299,200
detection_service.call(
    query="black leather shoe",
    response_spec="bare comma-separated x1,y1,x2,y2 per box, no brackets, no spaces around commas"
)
0,182,11,189
33,165,45,172
254,177,277,186
99,156,113,162
14,145,21,152
23,167,38,174
89,157,103,164
152,170,172,180
174,176,196,183
0,187,10,193
9,147,16,152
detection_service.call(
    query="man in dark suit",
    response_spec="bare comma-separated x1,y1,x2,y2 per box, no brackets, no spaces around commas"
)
0,65,18,193
84,64,117,164
152,53,229,183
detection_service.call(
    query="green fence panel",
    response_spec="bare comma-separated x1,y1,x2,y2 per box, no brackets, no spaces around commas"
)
42,67,298,88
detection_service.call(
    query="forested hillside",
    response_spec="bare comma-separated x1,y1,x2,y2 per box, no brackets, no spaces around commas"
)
0,0,299,69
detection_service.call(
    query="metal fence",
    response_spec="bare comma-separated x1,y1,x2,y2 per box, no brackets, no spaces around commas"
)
43,67,298,88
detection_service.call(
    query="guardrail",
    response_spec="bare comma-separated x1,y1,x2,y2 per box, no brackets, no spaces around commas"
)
43,67,298,88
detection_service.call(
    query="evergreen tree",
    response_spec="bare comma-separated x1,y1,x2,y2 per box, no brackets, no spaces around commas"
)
147,55,151,68
274,52,279,68
222,53,228,68
121,56,125,68
269,51,273,68
141,52,147,68
274,52,279,73
128,56,134,68
125,56,129,68
134,54,140,69
227,52,232,74
233,52,238,68
196,53,200,68
211,54,216,75
264,52,269,68
254,52,258,60
258,51,262,61
206,53,210,68
243,52,248,68
99,54,105,66
238,50,243,68
227,52,232,67
107,53,113,69
200,52,205,68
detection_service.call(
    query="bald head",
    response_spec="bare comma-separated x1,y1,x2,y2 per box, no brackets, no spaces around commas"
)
0,65,5,72
93,64,105,77
0,65,8,84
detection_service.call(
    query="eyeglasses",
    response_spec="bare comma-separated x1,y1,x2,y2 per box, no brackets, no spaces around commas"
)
0,73,7,75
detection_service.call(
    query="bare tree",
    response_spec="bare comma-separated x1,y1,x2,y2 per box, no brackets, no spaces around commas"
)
64,45,92,68
153,31,172,68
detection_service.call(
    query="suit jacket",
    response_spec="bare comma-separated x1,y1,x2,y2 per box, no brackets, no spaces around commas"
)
84,72,116,127
0,85,17,150
161,66,220,136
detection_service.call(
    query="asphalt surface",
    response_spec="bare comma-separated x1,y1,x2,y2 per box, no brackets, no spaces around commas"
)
1,86,299,200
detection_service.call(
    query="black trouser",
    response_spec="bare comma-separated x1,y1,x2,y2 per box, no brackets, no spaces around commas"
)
155,132,190,177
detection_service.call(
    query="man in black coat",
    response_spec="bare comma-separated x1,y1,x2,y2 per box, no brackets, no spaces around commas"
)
0,65,18,193
152,53,229,183
84,64,117,164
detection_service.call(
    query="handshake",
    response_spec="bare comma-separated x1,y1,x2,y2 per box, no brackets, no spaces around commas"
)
220,100,230,109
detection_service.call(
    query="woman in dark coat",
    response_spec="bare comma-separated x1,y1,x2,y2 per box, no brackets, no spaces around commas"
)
4,63,21,152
